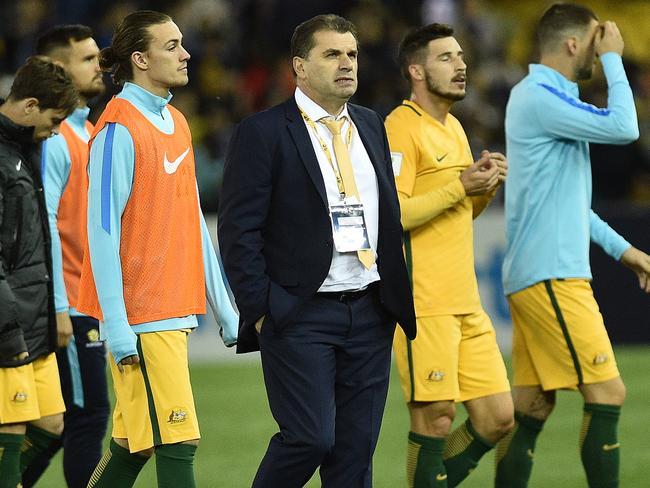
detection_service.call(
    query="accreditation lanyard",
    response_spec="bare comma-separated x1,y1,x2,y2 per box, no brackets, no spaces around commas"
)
300,109,354,198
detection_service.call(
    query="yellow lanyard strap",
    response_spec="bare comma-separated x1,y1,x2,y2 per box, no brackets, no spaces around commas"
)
300,109,353,197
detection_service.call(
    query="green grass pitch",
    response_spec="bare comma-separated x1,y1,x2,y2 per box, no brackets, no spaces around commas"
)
37,346,648,487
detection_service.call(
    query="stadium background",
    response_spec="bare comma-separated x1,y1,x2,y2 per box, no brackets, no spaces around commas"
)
1,0,648,486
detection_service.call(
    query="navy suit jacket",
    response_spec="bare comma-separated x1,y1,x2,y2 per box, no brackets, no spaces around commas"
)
218,96,416,353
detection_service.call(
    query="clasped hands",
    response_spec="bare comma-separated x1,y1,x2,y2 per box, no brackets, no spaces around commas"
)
460,150,508,196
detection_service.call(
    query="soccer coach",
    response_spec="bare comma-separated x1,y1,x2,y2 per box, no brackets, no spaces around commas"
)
218,13,416,488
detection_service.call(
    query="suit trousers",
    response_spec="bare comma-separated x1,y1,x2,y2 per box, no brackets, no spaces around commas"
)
253,287,395,488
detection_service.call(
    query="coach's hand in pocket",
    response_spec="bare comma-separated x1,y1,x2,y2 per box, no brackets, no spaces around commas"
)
255,315,265,334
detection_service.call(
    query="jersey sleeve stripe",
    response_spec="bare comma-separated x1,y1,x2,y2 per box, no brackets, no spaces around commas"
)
100,123,116,234
538,83,611,116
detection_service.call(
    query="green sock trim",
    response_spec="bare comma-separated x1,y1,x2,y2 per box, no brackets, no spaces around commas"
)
155,443,197,488
443,420,493,487
495,411,545,488
408,432,447,487
514,411,545,432
581,403,621,488
20,425,60,473
0,433,24,448
156,443,197,458
0,433,24,488
87,439,148,488
109,439,149,466
409,431,446,452
584,403,621,417
464,418,495,449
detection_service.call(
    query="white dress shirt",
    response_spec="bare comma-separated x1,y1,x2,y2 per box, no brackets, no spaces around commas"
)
294,87,381,292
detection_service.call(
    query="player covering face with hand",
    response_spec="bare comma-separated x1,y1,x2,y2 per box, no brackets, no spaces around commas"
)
497,3,650,488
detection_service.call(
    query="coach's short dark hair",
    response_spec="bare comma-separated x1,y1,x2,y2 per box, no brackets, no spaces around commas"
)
8,56,78,113
398,23,454,82
36,24,94,57
537,3,598,53
291,14,358,62
99,10,172,85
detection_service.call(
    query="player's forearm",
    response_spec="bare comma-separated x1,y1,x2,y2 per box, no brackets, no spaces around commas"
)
398,179,465,231
601,53,639,143
43,138,71,312
535,54,638,145
589,209,631,260
48,214,69,312
471,188,498,219
87,198,134,361
199,210,238,345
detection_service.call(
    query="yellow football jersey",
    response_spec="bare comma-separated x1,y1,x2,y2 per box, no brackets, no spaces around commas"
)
385,100,481,316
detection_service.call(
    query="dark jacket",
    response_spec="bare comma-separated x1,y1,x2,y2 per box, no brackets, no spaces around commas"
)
218,97,417,353
0,110,56,367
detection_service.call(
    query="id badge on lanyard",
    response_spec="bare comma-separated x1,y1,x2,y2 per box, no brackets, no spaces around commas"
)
329,197,371,253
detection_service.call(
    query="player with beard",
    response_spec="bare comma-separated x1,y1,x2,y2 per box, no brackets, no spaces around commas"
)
19,25,110,488
497,4,649,488
385,23,512,487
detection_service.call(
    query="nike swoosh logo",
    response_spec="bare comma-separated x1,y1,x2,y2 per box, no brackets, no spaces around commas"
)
602,443,620,451
436,153,448,162
163,147,190,174
526,449,534,458
16,159,22,171
435,473,447,481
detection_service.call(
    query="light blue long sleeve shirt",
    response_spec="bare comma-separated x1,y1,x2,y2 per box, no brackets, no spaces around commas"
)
87,82,238,363
42,107,91,316
503,53,638,295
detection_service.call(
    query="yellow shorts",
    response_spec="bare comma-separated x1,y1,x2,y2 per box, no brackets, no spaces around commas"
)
393,310,510,403
109,330,200,453
0,353,65,424
508,279,619,391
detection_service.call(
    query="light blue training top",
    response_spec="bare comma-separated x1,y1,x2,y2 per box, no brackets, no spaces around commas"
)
42,106,91,317
87,82,238,363
503,53,638,295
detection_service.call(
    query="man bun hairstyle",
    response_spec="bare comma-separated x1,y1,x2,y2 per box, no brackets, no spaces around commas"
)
290,14,358,70
398,23,454,82
537,3,598,53
100,10,172,85
8,56,78,114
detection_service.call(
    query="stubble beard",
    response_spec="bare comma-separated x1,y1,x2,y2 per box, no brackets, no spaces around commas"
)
576,50,596,81
80,86,105,100
425,72,465,102
79,77,106,100
576,62,594,81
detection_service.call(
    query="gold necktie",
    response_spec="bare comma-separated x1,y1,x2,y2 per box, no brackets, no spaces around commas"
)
321,117,375,270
